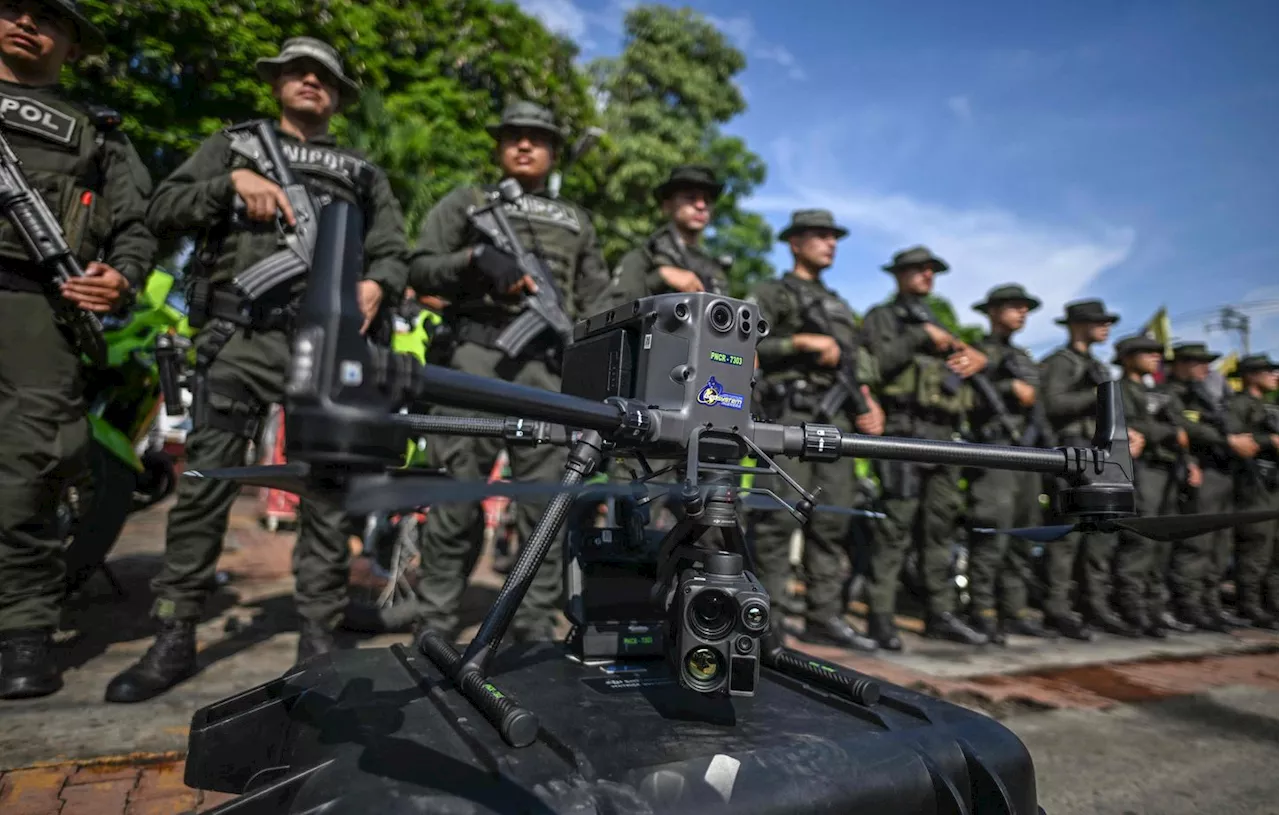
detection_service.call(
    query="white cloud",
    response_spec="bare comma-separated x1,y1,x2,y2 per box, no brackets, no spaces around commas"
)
707,13,806,81
748,133,1136,349
518,0,589,41
946,94,972,122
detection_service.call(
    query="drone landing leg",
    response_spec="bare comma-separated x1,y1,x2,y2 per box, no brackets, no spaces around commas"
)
416,431,605,748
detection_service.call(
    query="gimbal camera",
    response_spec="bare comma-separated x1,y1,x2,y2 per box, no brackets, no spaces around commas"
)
193,200,1268,752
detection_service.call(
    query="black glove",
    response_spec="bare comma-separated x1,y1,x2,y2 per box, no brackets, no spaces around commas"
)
471,244,523,295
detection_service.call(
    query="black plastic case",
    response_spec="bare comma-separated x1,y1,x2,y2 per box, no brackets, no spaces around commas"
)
185,643,1044,814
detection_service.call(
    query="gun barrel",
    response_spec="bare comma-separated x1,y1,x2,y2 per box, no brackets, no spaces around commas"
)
255,121,296,187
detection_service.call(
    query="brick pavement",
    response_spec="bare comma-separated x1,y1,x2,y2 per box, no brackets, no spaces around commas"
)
0,760,235,815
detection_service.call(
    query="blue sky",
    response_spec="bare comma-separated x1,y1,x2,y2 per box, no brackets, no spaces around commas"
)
519,0,1278,358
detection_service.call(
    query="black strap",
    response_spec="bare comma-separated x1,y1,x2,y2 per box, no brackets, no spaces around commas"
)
0,267,42,293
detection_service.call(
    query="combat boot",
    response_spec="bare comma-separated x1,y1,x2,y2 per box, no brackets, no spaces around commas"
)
1158,610,1196,634
802,617,878,653
1003,612,1052,639
296,619,337,665
1214,608,1250,629
104,619,197,703
1043,611,1094,641
968,610,1006,646
0,629,62,700
1083,609,1142,638
867,613,902,651
924,612,988,646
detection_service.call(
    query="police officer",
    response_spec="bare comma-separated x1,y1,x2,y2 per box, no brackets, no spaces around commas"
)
965,285,1052,643
1039,299,1127,639
0,0,155,699
407,100,610,642
1229,354,1278,629
862,246,989,649
750,210,884,652
603,165,728,305
104,37,408,703
1111,335,1197,637
1163,342,1256,631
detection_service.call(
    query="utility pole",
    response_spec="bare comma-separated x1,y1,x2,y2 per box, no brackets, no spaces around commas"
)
1205,306,1251,355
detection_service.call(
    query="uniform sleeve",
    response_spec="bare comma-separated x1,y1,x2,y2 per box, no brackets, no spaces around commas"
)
597,248,649,311
1168,386,1227,452
100,131,158,289
145,134,236,237
1121,381,1155,443
752,281,798,367
360,167,408,299
863,305,929,380
571,213,611,320
407,186,476,299
1040,353,1096,423
855,344,881,390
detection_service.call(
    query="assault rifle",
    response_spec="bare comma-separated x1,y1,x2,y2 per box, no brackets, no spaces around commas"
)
0,128,107,366
468,179,574,359
784,281,869,421
1002,351,1055,447
901,300,1022,443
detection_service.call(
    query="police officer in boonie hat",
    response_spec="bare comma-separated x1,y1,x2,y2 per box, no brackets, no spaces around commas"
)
1054,298,1121,326
1111,333,1164,364
1230,352,1280,629
882,245,948,274
255,36,361,109
777,208,849,242
1170,341,1221,363
603,165,728,304
486,99,567,146
972,283,1042,314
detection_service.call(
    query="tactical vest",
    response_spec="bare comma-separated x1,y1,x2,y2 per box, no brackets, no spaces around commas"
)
0,88,118,272
194,122,378,286
1043,347,1107,442
970,338,1031,440
772,276,859,387
646,226,726,294
876,301,971,418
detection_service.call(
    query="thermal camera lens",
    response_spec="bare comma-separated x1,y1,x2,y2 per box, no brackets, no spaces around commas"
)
709,302,734,332
689,590,735,639
683,647,724,690
740,600,769,632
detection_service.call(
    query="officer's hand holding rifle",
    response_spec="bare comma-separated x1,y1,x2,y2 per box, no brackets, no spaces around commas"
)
793,333,885,435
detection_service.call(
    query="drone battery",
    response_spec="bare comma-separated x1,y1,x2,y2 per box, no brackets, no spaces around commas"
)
184,643,1043,815
560,325,635,402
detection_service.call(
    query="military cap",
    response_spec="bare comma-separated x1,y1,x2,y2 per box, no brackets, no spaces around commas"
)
777,209,849,242
1237,353,1279,373
1170,342,1220,363
972,283,1042,313
655,165,723,202
256,37,360,109
1053,299,1120,326
882,245,950,274
1111,334,1164,363
38,0,104,55
487,100,566,144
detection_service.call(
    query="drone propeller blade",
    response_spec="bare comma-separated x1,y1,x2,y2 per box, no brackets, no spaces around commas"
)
184,463,333,500
973,524,1077,543
738,493,886,519
1107,509,1277,542
342,475,675,516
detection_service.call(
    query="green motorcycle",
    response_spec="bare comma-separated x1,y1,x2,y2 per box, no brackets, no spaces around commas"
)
62,269,191,594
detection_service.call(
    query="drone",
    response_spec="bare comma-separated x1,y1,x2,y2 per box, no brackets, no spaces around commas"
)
181,200,1270,815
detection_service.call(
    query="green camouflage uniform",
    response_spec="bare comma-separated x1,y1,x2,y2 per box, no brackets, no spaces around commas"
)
750,272,878,626
1113,371,1186,625
144,122,407,628
1228,378,1278,620
603,223,728,306
408,108,610,638
862,294,972,618
1162,369,1239,622
1040,343,1115,621
0,80,155,634
965,332,1042,623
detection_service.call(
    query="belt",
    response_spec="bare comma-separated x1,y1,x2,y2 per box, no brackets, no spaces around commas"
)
0,264,44,294
206,284,295,332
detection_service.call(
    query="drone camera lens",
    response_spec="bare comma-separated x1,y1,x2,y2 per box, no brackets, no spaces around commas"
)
674,302,689,320
709,302,734,333
688,589,735,640
735,635,754,655
683,646,724,691
740,600,769,632
757,319,769,337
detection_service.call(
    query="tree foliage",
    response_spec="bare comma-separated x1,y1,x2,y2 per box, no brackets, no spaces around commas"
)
68,0,594,196
579,5,773,297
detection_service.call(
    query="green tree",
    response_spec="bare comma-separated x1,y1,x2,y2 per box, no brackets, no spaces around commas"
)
578,5,773,298
69,0,594,193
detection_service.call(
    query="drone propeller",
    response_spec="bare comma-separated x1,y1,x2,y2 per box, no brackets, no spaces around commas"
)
976,509,1275,544
737,492,886,520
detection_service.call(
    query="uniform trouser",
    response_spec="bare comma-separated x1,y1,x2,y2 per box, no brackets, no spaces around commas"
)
0,292,90,633
1113,461,1177,619
151,328,350,627
1233,485,1277,614
414,342,565,636
1170,465,1233,616
966,466,1040,618
749,402,858,623
867,457,964,617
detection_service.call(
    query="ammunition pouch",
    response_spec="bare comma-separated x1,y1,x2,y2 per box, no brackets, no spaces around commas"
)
875,459,921,501
193,374,265,440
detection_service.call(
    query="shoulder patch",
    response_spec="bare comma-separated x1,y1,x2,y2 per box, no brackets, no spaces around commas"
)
0,92,77,146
